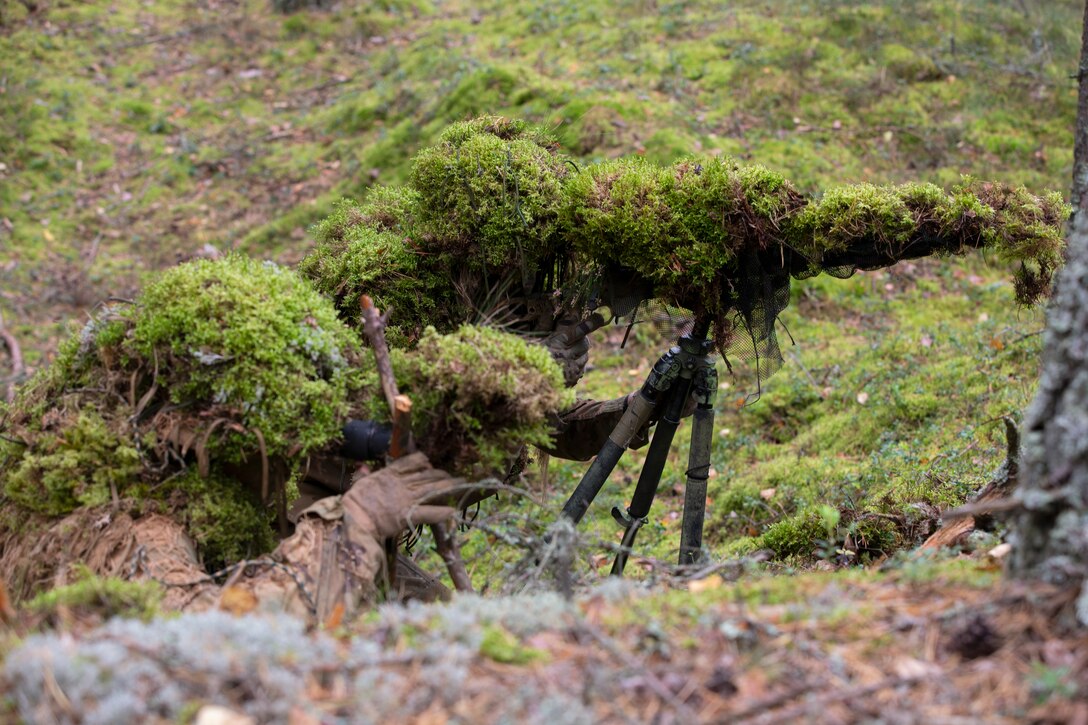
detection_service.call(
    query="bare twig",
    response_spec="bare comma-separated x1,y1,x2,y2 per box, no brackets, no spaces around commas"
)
431,521,474,593
736,673,934,724
359,295,415,458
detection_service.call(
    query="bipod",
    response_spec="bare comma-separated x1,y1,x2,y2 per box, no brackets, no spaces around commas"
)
560,317,718,574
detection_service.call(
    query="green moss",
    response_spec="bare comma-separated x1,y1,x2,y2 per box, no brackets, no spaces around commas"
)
359,325,575,478
3,411,142,516
878,43,942,82
478,624,547,665
410,115,571,274
171,469,278,569
124,255,364,462
299,193,459,344
788,183,933,263
1,255,358,566
562,157,678,284
27,566,163,622
787,180,1069,303
761,510,829,560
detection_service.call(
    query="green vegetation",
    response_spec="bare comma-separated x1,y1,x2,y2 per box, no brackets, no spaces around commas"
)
298,195,457,345
0,0,1082,579
411,116,572,273
27,566,164,622
0,255,365,568
358,325,575,478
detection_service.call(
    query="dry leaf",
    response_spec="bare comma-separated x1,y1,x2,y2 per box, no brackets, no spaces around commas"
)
219,586,258,616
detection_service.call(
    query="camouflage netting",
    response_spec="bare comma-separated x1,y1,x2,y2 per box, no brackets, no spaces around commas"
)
0,255,573,597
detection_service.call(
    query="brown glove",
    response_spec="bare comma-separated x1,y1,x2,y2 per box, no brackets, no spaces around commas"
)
542,313,608,387
341,452,465,543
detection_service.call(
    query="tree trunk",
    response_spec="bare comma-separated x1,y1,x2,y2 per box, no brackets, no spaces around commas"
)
1008,1,1088,625
1074,0,1088,213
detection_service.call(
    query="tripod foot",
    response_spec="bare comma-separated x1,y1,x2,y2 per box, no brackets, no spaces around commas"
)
611,511,645,576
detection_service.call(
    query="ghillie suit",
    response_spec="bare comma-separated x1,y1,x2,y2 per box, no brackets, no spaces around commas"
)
298,116,595,386
0,255,572,606
302,116,1068,394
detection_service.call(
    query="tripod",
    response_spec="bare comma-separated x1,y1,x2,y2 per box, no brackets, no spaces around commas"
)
560,317,718,574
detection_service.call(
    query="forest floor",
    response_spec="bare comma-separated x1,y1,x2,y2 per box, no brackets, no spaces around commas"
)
1,0,1087,722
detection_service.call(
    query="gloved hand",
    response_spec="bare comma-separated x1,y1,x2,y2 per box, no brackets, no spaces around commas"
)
342,452,465,542
542,312,608,387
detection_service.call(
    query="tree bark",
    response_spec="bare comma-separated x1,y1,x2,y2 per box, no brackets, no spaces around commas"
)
1074,0,1088,214
1008,1,1088,624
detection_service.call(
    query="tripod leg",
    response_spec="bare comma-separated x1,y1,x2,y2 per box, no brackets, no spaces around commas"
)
560,392,656,525
679,405,715,565
611,373,694,576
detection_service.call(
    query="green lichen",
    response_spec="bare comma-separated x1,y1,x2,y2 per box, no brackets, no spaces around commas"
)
410,115,571,274
299,193,460,345
358,325,575,479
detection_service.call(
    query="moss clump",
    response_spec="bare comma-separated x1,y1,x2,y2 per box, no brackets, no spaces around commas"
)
3,411,143,516
175,469,278,569
785,179,1068,304
299,194,460,345
27,566,164,622
358,325,575,479
124,254,364,462
561,157,677,285
762,511,829,560
1,255,365,567
788,183,934,263
478,624,547,665
878,43,943,82
410,115,571,274
948,179,1069,304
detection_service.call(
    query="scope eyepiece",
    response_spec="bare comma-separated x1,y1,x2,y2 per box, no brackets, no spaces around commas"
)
339,419,392,461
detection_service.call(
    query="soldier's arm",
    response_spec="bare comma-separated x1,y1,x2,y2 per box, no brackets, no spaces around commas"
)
543,393,651,461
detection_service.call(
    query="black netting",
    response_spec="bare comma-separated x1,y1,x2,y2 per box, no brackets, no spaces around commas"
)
586,231,978,400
